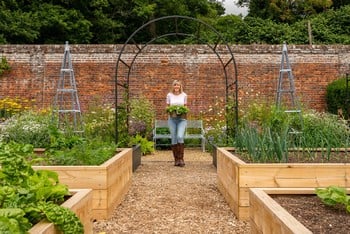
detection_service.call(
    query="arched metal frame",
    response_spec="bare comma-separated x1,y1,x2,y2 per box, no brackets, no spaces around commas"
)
115,15,238,144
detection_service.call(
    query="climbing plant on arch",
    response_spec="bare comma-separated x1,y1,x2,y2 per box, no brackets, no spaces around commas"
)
115,15,238,144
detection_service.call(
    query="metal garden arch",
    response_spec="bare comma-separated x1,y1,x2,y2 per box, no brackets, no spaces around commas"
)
115,15,238,144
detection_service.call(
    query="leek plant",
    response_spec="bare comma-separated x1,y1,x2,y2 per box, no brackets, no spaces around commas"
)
234,103,350,163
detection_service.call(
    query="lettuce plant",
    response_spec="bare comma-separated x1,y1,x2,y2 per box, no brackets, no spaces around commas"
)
166,105,189,115
316,186,350,213
0,142,83,233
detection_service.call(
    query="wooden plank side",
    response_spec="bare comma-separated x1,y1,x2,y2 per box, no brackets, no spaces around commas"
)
239,187,250,207
106,148,132,188
102,148,132,167
240,165,349,187
63,189,93,234
237,206,250,221
346,166,350,187
92,189,107,210
29,189,93,234
217,149,239,214
29,222,56,234
92,209,107,220
106,179,132,219
33,148,133,221
107,170,132,209
218,147,350,222
217,148,239,186
33,166,108,189
217,179,239,216
250,188,312,234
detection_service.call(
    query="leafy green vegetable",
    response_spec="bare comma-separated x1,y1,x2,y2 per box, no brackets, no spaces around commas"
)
41,202,84,234
166,105,189,115
0,142,83,233
129,134,154,155
0,208,31,233
316,186,350,213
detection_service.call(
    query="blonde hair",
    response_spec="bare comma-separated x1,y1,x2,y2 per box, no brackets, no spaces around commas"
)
171,80,184,93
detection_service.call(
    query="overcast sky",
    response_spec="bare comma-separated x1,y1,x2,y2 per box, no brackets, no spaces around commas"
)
222,0,248,16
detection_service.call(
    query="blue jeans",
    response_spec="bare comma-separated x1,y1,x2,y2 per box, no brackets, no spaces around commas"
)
168,117,187,144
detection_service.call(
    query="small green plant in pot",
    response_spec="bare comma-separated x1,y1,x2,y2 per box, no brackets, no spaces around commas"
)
166,105,189,118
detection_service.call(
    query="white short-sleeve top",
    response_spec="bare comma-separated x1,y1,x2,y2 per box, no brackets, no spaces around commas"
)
166,92,187,106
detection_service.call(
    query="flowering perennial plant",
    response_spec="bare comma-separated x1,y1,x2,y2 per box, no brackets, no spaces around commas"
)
0,97,33,122
0,110,52,148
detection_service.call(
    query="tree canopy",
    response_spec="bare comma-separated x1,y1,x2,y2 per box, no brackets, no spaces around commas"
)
0,0,349,44
237,0,350,23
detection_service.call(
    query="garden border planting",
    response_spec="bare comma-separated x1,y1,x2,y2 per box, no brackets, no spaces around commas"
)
33,148,133,220
216,147,350,220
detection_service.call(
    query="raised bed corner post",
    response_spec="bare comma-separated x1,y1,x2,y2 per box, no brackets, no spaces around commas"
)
115,15,239,145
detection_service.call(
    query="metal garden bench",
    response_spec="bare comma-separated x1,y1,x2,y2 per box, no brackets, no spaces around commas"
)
152,120,206,152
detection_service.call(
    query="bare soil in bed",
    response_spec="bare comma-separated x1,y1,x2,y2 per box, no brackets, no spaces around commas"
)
272,195,350,233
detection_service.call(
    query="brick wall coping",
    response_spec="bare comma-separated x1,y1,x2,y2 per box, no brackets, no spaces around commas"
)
1,44,350,54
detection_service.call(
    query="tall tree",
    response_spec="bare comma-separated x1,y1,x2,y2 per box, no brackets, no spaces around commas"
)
237,0,334,23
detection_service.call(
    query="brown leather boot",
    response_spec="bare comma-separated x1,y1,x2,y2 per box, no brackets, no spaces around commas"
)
178,143,185,167
171,144,180,166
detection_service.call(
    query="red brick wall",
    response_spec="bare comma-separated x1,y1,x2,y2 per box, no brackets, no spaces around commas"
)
0,44,349,121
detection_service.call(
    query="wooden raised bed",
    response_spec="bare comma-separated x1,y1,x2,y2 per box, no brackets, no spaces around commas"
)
33,148,133,220
216,147,350,221
249,188,313,234
29,188,93,234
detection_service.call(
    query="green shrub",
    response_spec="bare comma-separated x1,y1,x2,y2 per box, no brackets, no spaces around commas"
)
326,76,349,118
0,56,11,76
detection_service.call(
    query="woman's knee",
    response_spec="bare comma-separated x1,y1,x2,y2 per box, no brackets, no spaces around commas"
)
177,137,184,143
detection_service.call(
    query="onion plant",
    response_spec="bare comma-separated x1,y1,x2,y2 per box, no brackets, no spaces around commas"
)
234,103,350,163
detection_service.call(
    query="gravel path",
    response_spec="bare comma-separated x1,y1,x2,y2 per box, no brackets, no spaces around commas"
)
93,149,250,233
